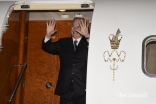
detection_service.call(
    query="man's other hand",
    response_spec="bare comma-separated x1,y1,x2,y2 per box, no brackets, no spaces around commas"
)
76,19,90,38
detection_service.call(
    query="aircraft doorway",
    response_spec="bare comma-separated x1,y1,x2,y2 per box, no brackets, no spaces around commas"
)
0,1,94,104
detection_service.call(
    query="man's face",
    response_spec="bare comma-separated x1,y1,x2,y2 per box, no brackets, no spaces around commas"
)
71,19,82,39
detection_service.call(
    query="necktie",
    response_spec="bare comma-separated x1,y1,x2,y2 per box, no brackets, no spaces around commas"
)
74,40,78,52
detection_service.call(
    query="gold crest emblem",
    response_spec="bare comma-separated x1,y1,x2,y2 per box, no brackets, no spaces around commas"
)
103,29,126,81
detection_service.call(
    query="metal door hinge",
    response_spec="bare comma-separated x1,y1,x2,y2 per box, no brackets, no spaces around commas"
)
21,5,30,8
81,4,89,8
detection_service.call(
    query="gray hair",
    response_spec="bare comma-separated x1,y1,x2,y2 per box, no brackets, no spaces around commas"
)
72,17,85,26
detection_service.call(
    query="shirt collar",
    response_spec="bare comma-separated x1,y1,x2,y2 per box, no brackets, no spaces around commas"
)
72,37,82,45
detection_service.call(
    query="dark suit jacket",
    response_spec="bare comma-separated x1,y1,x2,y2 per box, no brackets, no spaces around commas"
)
42,36,89,95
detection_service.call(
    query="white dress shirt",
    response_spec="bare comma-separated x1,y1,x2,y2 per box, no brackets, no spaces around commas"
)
44,37,51,43
72,37,82,46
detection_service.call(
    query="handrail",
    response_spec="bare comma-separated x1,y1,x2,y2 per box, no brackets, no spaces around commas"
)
8,63,27,104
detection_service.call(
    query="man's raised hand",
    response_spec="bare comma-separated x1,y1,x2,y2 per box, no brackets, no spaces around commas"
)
46,19,57,39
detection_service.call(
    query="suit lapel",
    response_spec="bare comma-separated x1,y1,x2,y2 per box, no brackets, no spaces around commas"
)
76,36,88,52
68,37,75,53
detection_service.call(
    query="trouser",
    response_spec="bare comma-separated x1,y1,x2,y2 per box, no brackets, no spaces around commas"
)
60,84,86,104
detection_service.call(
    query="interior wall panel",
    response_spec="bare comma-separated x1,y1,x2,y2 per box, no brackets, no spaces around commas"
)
23,20,72,104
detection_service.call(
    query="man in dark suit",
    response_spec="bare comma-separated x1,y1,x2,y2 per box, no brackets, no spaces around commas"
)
42,17,90,104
